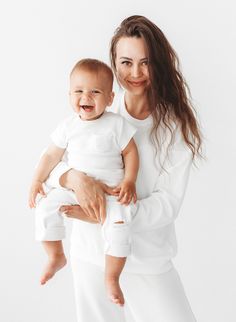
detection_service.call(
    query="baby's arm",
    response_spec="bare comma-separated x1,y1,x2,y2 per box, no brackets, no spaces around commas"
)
114,138,139,205
28,144,65,208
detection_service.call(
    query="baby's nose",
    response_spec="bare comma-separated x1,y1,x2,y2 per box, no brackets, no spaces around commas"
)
80,92,92,103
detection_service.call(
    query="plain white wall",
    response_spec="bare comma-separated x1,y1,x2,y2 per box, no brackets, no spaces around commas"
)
0,0,235,321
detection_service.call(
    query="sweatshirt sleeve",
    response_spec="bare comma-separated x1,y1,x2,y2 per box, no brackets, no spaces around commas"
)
131,137,193,233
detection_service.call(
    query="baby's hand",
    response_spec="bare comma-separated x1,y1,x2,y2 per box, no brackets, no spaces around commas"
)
113,180,137,205
28,180,46,208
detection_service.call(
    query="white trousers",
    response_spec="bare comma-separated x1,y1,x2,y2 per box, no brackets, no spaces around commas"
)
71,257,196,322
35,188,132,257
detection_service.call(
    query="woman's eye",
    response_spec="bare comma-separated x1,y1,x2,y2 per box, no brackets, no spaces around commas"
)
121,61,131,66
142,61,148,66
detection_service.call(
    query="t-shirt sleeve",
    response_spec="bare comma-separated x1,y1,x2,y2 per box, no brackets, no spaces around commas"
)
50,120,68,149
117,116,137,151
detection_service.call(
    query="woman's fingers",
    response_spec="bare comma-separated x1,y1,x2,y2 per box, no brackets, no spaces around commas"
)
72,176,108,223
85,204,100,222
84,194,106,224
82,205,94,219
99,195,106,224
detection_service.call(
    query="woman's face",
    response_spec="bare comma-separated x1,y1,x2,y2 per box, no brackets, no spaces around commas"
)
115,37,150,95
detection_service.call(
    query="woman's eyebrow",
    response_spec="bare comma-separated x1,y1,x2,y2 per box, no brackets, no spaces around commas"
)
119,57,132,60
119,57,148,61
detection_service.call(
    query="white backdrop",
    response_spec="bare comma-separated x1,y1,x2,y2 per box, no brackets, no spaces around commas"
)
0,0,235,321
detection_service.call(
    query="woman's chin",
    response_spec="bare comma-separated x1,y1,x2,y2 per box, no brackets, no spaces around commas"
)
128,86,148,96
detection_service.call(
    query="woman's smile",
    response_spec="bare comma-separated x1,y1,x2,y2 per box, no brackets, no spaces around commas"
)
127,80,147,87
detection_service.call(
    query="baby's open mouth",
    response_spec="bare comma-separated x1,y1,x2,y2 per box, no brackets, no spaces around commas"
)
80,105,94,112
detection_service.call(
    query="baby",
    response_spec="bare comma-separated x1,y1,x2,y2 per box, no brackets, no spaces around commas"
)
29,58,139,306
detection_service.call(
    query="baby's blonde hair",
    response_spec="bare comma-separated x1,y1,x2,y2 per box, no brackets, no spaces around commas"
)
70,58,113,91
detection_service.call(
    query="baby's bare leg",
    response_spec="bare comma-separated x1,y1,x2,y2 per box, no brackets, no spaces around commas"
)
40,241,67,285
105,220,127,306
105,254,126,306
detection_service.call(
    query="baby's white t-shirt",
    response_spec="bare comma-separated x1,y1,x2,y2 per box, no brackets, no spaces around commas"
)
50,111,136,186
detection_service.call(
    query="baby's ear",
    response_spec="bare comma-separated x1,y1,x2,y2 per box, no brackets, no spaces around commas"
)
107,91,115,106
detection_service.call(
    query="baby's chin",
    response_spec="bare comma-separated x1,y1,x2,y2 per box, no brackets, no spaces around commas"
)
78,111,104,121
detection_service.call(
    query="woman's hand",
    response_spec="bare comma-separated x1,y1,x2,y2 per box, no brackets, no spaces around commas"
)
60,169,112,224
59,205,100,224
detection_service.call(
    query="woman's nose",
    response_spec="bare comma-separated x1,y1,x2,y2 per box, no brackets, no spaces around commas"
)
131,64,142,78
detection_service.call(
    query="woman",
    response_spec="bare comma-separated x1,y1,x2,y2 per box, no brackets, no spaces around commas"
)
48,15,201,322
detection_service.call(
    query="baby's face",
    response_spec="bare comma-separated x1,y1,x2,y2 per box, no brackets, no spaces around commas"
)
69,69,114,121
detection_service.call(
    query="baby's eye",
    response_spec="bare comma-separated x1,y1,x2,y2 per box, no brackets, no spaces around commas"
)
74,90,83,93
91,90,101,94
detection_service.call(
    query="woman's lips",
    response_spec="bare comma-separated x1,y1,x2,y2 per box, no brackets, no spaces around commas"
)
128,80,146,87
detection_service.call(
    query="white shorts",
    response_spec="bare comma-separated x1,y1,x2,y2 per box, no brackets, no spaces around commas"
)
35,187,133,257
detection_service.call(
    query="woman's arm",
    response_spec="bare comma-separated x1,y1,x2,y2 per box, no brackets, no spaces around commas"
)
46,162,113,223
131,146,193,233
60,169,107,223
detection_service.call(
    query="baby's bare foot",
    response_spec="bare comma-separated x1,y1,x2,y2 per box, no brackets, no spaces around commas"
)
105,278,125,306
40,254,67,285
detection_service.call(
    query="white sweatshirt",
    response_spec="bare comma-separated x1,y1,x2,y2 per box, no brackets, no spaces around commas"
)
47,90,193,274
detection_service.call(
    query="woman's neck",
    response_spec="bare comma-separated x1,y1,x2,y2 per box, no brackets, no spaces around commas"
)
124,92,151,120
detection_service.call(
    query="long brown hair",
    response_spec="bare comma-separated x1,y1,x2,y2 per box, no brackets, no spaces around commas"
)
110,15,202,160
